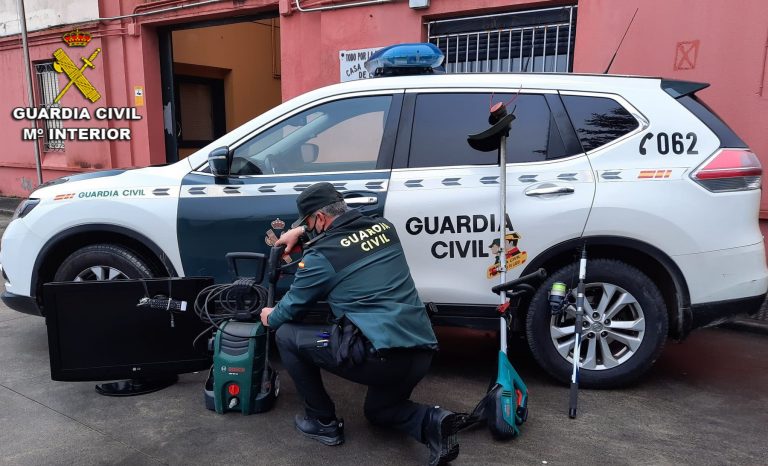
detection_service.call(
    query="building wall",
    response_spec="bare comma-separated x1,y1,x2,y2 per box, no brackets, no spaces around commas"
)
278,0,551,100
0,0,98,36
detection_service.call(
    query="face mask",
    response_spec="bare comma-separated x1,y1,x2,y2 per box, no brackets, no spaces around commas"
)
306,214,324,239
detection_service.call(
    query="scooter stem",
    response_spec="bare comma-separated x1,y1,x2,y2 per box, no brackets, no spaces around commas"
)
499,132,508,355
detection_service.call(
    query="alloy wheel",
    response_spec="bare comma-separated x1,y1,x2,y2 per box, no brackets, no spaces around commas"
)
73,265,130,282
549,282,646,370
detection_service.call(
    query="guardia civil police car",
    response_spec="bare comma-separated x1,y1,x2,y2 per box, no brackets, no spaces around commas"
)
3,44,766,388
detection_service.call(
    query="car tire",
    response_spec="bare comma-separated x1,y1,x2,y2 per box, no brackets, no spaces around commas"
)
525,259,668,389
54,244,155,282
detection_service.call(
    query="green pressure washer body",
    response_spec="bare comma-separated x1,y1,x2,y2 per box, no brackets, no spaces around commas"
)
201,248,287,415
209,320,278,415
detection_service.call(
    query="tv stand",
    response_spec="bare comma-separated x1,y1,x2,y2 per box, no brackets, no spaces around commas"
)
95,375,179,396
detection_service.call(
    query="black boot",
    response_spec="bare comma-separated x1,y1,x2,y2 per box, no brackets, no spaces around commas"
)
294,415,345,446
424,407,460,465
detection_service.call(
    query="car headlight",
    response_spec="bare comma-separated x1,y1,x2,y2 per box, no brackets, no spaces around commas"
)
11,198,40,221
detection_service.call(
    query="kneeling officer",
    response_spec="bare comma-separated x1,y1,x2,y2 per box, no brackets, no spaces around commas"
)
260,182,461,465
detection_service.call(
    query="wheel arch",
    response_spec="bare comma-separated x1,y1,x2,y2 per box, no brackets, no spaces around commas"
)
32,224,178,304
519,236,692,339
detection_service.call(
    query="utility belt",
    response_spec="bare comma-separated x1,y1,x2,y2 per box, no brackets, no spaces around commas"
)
327,316,433,367
328,316,376,367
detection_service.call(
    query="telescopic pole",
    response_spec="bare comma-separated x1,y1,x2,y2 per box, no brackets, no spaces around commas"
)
498,128,508,354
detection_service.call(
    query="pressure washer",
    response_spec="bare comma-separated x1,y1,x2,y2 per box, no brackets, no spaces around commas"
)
197,246,291,415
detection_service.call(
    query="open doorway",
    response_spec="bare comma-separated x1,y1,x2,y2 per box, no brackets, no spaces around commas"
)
159,15,282,163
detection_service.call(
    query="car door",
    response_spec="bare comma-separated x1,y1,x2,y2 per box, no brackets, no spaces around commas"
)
177,91,403,284
385,89,594,316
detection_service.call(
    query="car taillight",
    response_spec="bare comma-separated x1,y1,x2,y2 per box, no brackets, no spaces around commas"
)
691,148,762,192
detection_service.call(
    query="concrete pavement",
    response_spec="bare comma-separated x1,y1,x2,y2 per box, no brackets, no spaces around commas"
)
1,281,768,464
0,196,20,216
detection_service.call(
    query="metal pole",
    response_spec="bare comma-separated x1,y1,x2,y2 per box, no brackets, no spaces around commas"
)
16,0,43,185
498,132,508,354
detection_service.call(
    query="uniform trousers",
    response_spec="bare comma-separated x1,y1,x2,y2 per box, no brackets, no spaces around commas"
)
275,322,434,443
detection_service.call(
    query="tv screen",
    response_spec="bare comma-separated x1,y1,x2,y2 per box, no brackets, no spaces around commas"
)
44,277,214,382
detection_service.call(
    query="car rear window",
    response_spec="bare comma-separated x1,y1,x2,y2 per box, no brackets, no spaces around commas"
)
676,95,747,148
408,93,569,168
561,95,639,152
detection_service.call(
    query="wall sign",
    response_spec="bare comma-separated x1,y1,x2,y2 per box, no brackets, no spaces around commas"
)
339,47,382,82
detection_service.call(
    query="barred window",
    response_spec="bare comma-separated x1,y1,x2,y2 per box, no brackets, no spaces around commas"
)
427,5,577,74
35,62,65,151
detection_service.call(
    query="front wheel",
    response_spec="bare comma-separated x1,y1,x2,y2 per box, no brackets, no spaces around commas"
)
54,244,156,282
525,259,668,388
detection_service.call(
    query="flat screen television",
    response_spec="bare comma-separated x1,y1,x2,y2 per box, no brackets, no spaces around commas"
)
44,277,214,388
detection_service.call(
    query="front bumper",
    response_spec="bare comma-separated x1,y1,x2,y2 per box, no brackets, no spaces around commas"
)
1,290,41,316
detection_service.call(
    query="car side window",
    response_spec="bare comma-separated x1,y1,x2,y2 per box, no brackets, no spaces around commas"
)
561,95,639,152
407,93,569,168
231,95,392,176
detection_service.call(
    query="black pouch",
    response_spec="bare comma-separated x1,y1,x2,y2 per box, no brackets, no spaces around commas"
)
329,317,369,367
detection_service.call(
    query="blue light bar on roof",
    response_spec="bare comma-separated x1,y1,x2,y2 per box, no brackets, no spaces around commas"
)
364,43,445,77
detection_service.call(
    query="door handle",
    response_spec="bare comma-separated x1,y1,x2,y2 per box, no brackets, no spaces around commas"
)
344,196,378,206
524,186,575,196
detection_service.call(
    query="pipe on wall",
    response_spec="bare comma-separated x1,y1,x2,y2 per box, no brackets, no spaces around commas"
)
96,0,224,22
294,0,393,13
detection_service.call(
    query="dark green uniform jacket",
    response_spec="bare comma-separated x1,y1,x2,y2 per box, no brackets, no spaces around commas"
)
268,210,438,351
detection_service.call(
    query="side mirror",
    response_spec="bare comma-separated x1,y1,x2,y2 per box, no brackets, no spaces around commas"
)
300,143,319,163
208,146,231,178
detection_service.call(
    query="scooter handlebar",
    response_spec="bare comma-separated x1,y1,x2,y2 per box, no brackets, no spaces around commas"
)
492,268,547,294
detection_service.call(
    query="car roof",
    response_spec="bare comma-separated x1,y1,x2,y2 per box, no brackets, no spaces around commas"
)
319,72,664,95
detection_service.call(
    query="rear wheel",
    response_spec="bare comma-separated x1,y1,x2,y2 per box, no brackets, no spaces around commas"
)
54,244,155,282
525,259,668,388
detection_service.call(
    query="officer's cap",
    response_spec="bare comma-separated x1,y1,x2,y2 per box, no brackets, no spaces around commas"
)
291,182,344,228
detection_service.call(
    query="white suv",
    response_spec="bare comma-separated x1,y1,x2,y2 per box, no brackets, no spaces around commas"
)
2,72,766,388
